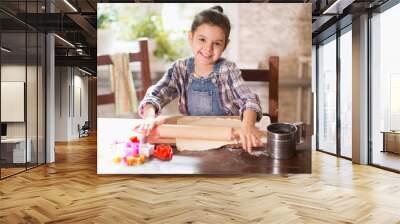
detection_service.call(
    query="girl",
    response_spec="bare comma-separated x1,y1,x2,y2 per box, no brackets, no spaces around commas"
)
138,6,263,152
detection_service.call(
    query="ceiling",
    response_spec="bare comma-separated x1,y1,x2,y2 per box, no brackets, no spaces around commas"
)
0,0,395,75
0,0,97,74
311,0,390,43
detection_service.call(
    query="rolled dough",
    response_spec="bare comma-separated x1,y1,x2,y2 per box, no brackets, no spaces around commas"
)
176,117,242,151
158,124,234,141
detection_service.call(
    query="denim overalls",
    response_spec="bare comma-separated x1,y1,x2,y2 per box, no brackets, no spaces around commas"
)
186,57,227,116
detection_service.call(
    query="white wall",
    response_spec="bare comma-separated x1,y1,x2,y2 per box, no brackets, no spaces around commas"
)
1,82,25,122
71,72,89,138
1,65,26,81
231,4,312,123
1,66,26,128
55,66,69,141
1,65,30,138
55,67,89,141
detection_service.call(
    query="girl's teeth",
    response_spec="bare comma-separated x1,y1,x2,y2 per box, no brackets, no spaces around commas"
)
202,53,210,58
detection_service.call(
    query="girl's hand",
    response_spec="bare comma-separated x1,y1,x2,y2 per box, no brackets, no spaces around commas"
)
134,116,166,136
238,124,263,153
134,104,163,136
139,116,157,136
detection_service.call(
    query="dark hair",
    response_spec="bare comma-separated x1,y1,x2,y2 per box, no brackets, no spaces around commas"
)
191,6,231,47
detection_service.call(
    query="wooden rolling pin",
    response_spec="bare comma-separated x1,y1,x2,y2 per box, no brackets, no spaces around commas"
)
156,124,235,141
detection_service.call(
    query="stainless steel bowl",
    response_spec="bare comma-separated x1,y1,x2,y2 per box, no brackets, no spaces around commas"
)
266,123,297,159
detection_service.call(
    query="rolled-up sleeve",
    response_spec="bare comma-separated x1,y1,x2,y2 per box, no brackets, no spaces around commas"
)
229,64,263,122
138,62,179,117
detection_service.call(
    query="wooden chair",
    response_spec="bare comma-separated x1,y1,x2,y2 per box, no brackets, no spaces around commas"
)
97,39,151,105
240,56,279,123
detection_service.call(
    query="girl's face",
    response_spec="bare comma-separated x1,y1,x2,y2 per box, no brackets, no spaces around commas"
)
188,23,227,66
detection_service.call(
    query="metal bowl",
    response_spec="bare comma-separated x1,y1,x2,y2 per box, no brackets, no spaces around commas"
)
266,123,297,159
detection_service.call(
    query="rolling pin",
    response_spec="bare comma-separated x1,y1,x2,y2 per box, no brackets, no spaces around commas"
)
156,124,235,141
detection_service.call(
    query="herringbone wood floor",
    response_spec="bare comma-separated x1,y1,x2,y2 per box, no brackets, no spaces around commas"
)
1,135,400,224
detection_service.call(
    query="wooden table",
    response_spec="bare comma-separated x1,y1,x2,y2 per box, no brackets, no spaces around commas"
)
97,118,311,174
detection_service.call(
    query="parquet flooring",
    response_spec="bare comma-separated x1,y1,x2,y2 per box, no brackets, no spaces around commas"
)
1,167,25,177
1,134,400,223
372,151,400,171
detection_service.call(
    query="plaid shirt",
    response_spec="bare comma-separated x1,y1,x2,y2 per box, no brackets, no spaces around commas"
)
138,57,262,121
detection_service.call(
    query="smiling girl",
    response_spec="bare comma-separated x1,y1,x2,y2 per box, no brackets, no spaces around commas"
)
138,6,263,152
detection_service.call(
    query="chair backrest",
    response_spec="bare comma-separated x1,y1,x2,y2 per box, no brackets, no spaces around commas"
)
97,39,151,105
240,56,279,123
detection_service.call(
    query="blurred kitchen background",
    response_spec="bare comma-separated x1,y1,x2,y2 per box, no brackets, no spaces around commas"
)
97,3,312,125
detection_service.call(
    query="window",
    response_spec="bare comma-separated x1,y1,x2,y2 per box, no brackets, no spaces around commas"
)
317,36,337,154
0,1,47,179
339,27,352,158
370,2,400,171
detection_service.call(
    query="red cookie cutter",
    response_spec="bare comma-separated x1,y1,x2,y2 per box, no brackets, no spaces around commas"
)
153,145,173,161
